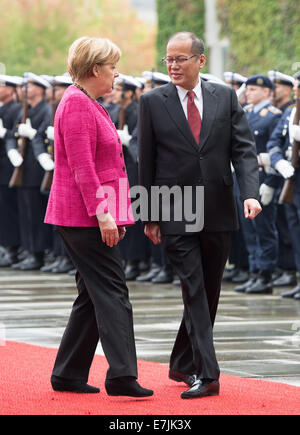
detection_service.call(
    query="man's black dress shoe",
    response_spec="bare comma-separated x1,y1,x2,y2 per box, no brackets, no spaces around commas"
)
222,267,238,281
51,379,100,393
136,263,161,282
169,370,197,387
246,270,273,294
124,261,140,281
234,273,257,293
232,269,249,283
51,256,74,273
105,377,153,397
273,271,297,287
181,379,220,399
281,284,300,298
152,266,173,284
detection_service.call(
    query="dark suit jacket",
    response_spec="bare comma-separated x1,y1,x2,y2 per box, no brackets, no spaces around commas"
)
138,80,259,234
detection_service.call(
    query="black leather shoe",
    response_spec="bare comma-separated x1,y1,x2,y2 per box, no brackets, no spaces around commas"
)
246,270,273,294
234,273,257,293
169,370,197,387
0,251,19,267
273,271,297,287
136,263,161,282
281,284,300,298
222,267,238,282
181,379,220,399
51,256,74,273
152,266,173,284
51,379,100,393
19,254,43,271
138,260,150,272
232,269,249,283
40,258,60,272
105,377,153,397
125,261,140,281
246,278,273,294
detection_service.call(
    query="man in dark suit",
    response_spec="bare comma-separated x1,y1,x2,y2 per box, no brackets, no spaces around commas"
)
138,32,261,399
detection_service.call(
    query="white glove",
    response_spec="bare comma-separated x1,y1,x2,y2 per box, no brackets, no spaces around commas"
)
37,153,54,171
0,119,7,139
18,118,37,140
258,153,271,173
116,125,132,147
259,183,275,206
290,124,300,142
46,126,54,141
275,159,295,179
7,149,23,167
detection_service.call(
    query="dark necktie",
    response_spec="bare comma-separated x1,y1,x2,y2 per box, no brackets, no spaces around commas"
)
187,91,201,145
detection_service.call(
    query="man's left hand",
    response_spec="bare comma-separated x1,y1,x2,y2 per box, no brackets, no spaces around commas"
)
244,198,262,219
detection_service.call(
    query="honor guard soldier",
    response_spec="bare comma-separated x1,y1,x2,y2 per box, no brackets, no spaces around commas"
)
236,75,282,294
268,70,295,113
0,75,22,266
110,74,149,280
266,70,297,287
222,72,250,284
39,74,75,274
142,71,171,93
223,71,248,106
136,71,175,284
267,71,300,299
6,72,53,270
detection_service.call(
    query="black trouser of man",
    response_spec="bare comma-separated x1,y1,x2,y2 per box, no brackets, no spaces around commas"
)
162,231,230,381
51,226,138,384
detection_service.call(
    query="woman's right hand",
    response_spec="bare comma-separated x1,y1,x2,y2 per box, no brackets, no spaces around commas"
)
97,212,119,247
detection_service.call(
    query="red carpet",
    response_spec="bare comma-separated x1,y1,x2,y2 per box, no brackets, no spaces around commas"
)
0,341,299,415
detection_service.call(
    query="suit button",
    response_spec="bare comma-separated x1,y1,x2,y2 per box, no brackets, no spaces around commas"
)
120,152,123,157
122,166,125,171
118,138,121,143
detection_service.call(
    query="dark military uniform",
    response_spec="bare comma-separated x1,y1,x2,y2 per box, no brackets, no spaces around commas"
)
109,97,149,279
6,96,53,269
267,105,300,297
239,77,282,293
0,98,21,264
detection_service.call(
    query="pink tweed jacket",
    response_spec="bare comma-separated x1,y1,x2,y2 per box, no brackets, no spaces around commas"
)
44,85,134,227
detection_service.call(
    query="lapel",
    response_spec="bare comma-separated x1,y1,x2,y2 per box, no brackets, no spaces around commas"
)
162,80,218,152
199,80,218,150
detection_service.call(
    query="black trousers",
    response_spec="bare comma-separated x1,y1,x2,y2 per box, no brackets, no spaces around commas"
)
51,226,138,383
0,185,20,247
162,231,230,380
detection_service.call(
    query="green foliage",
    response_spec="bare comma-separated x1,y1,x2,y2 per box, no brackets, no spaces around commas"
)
0,0,156,76
217,0,300,76
155,0,206,72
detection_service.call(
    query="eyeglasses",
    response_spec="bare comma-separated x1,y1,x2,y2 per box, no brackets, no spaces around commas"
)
162,55,198,66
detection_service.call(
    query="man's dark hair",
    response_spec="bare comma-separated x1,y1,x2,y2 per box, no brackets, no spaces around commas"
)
167,32,205,55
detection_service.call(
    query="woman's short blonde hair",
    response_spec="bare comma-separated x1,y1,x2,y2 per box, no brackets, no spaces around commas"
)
68,36,121,81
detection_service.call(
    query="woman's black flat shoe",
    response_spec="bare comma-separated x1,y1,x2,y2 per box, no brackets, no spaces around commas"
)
51,380,100,393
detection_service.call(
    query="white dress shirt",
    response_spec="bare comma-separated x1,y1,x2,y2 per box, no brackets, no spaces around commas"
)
176,79,203,120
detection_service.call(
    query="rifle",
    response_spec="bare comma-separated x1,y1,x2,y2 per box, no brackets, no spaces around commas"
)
279,86,300,204
8,81,28,187
40,80,56,194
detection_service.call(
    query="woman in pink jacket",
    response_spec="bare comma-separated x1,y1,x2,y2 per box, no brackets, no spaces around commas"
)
44,36,153,398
